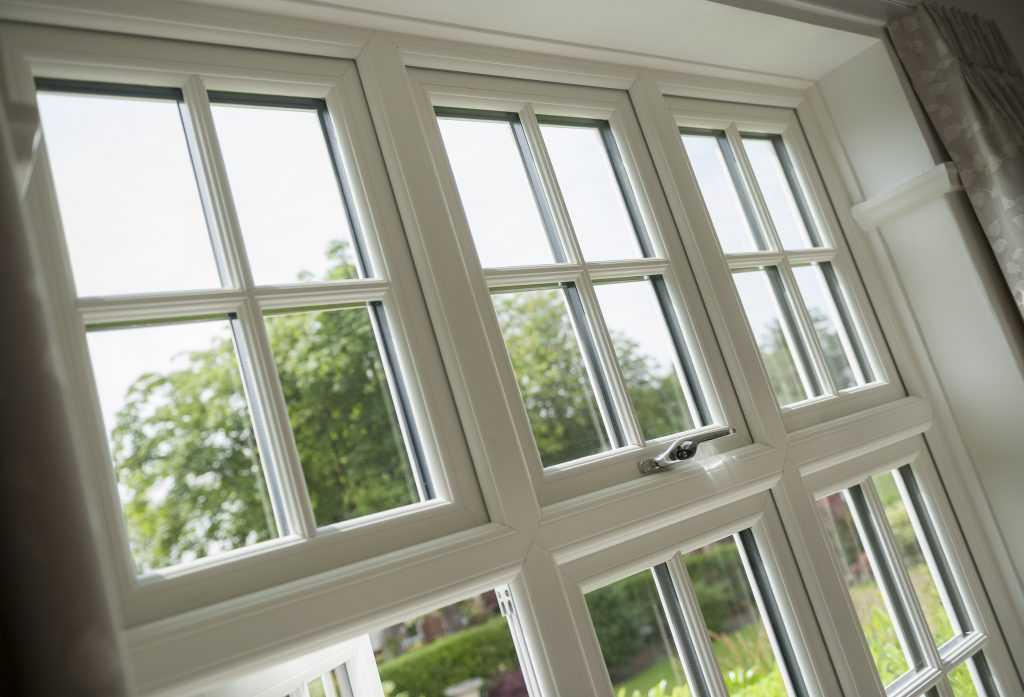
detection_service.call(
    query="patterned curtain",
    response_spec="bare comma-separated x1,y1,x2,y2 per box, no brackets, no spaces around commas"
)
889,2,1024,316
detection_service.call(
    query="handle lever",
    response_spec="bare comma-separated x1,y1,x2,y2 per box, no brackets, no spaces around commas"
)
637,426,735,474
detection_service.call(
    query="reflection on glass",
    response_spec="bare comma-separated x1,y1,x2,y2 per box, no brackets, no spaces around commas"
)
792,264,866,390
873,470,958,647
265,306,421,527
742,138,815,249
211,101,360,285
817,491,910,685
681,133,762,254
306,677,327,697
685,537,786,696
438,116,555,268
374,591,526,695
732,269,811,405
38,90,221,296
539,122,644,261
586,570,689,696
949,658,986,697
595,280,693,439
87,319,275,572
492,287,611,466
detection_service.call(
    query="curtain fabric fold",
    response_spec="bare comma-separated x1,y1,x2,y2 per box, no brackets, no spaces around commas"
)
888,2,1024,316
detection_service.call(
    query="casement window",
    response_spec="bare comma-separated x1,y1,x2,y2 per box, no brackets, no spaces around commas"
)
414,70,746,501
667,98,900,429
3,21,1021,697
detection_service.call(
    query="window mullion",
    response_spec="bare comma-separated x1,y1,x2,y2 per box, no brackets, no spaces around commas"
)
233,297,318,538
778,259,839,396
862,478,946,674
574,269,646,446
665,554,731,697
764,266,822,398
846,485,928,674
179,75,253,289
181,75,317,539
724,124,779,252
516,104,583,264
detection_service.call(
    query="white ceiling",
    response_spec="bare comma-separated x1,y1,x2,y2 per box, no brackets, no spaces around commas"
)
202,0,879,80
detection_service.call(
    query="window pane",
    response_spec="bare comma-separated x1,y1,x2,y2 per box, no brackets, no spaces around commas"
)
681,133,762,253
732,269,813,405
437,115,555,268
949,657,990,697
87,319,275,572
586,570,690,696
594,280,695,440
38,89,220,296
492,287,612,466
817,492,911,685
792,264,868,390
742,138,816,249
873,470,958,646
685,537,787,696
211,101,361,285
374,592,528,696
265,306,422,526
539,122,644,261
306,678,327,697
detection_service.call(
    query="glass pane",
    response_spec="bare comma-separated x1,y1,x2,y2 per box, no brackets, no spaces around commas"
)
265,306,421,526
742,138,816,249
685,536,787,696
211,101,360,285
732,269,812,405
792,264,867,390
437,116,555,268
949,658,988,697
539,122,644,261
873,470,958,646
87,319,275,572
492,287,612,466
817,491,911,685
375,591,527,696
586,570,690,697
38,90,220,296
681,133,762,253
306,678,327,697
594,280,694,439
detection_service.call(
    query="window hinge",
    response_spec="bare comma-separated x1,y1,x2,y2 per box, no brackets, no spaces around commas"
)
496,586,515,617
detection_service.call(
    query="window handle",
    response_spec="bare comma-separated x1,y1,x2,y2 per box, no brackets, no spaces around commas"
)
637,426,735,474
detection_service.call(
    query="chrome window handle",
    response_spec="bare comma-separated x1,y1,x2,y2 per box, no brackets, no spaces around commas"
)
637,426,735,474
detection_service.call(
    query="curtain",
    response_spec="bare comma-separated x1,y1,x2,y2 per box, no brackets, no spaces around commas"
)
0,100,130,693
888,2,1024,317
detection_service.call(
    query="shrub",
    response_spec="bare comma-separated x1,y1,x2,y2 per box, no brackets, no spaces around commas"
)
377,616,519,697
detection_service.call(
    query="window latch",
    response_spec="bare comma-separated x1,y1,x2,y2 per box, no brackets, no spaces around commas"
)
637,426,735,474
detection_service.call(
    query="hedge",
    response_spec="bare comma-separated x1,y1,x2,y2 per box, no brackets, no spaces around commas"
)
377,616,519,697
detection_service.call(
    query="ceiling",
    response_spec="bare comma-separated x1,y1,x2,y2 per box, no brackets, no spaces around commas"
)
200,0,880,80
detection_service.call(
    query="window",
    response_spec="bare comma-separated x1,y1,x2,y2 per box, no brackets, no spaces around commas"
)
6,23,1019,697
586,532,804,697
675,107,885,415
427,79,737,481
817,463,998,695
29,49,485,602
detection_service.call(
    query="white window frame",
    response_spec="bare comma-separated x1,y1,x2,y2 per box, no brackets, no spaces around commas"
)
1,25,487,627
0,13,1021,697
665,97,903,431
799,436,1018,697
406,68,749,504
